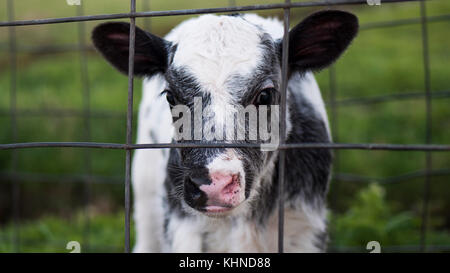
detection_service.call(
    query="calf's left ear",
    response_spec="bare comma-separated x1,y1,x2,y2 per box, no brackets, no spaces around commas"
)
92,22,171,77
282,10,359,72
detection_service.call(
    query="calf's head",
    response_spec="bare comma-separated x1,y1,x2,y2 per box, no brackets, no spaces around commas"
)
92,11,358,216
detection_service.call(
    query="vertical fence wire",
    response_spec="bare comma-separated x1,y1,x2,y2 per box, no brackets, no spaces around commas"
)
328,66,340,210
124,0,137,253
278,0,291,254
419,0,432,253
76,3,92,253
7,0,20,253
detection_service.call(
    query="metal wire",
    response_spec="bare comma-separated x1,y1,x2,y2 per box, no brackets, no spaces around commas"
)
361,13,450,30
0,90,448,120
7,0,20,254
0,0,423,27
328,65,340,212
277,0,291,253
76,3,92,253
332,90,450,106
1,0,449,253
124,0,137,254
3,12,450,54
0,171,123,185
419,0,432,253
333,168,450,184
0,108,133,119
3,167,448,186
1,142,449,151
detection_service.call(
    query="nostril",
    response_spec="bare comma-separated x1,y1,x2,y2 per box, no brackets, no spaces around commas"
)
190,176,211,187
184,177,208,209
222,179,235,194
221,174,240,195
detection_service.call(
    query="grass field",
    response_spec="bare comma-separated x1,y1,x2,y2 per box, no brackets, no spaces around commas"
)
0,0,449,252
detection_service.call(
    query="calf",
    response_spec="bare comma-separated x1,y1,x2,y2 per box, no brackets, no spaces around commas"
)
92,10,358,252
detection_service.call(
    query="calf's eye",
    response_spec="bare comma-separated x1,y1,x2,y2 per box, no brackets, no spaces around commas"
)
165,90,176,106
254,88,274,106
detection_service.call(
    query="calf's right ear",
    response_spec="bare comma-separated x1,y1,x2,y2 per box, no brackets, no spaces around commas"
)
92,22,171,77
286,10,359,72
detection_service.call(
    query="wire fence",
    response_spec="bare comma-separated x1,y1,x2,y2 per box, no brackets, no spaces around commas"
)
1,0,449,253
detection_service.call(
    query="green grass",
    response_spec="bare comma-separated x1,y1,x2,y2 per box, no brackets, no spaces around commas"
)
0,184,448,253
0,211,132,253
329,184,450,252
0,0,449,252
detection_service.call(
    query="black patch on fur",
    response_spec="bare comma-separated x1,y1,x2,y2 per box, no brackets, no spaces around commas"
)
165,147,188,216
314,227,329,252
92,22,171,76
165,67,208,107
280,10,359,72
162,196,171,240
249,83,332,225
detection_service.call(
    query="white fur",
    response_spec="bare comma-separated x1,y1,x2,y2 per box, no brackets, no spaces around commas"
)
290,72,331,135
164,206,325,253
170,15,265,143
132,74,172,252
132,14,330,253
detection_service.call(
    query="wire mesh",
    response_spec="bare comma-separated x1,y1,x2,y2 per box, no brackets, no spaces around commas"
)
0,0,449,253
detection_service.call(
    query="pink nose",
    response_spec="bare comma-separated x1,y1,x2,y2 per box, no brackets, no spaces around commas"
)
199,172,241,208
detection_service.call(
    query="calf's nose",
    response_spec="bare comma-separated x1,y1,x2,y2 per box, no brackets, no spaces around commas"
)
200,172,241,208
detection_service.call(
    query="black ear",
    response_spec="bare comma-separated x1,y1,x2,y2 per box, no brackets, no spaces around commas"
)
286,10,359,72
92,22,170,77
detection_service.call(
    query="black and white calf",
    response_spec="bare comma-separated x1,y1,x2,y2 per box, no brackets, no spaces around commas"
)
92,10,358,252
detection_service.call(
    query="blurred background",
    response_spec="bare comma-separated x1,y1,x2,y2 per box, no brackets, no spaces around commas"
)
0,0,449,252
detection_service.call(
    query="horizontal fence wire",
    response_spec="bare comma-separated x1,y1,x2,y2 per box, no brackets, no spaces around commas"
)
2,12,450,53
2,168,449,185
1,0,449,253
0,142,449,151
0,11,450,51
0,90,448,120
334,168,450,184
0,0,424,27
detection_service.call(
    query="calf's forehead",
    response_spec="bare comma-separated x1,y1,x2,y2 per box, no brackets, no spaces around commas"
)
170,15,267,95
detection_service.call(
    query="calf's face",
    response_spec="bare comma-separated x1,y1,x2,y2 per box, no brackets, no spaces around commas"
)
92,11,358,216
